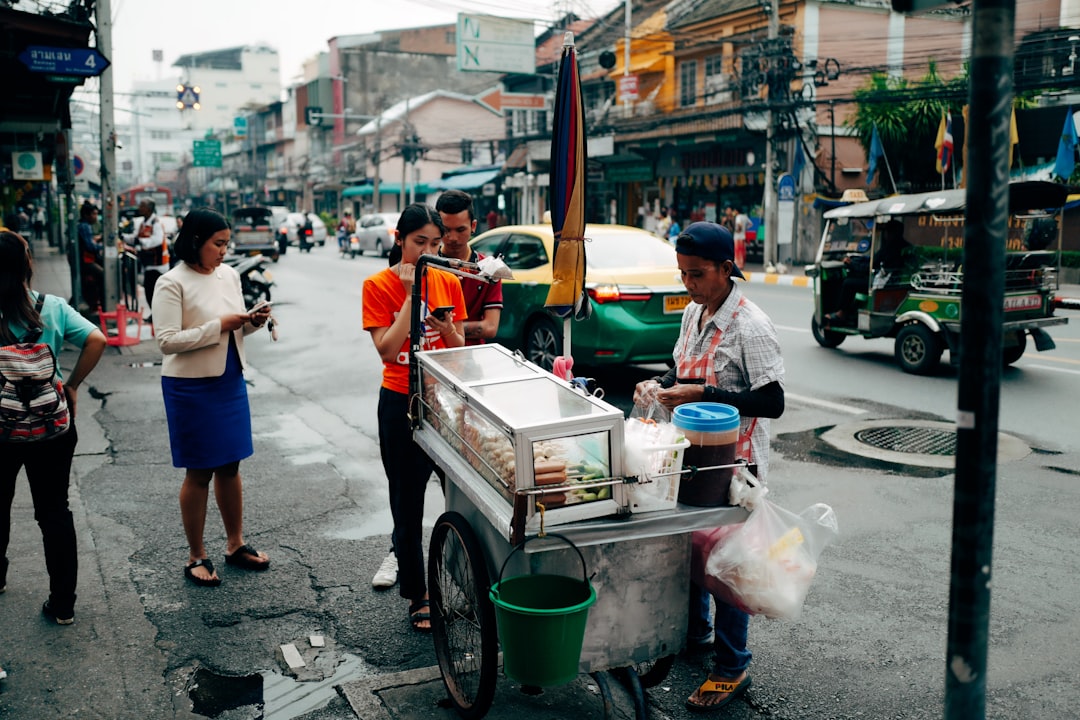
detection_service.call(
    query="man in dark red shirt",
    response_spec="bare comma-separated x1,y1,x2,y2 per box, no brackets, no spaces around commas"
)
436,190,502,345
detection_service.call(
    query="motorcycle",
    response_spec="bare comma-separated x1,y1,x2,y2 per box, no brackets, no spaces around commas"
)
223,254,274,309
338,229,360,259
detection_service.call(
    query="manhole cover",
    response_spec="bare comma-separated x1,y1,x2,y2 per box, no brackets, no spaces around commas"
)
854,426,956,456
820,419,1030,469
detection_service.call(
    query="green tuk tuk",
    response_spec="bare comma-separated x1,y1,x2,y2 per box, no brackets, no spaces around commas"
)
806,181,1070,374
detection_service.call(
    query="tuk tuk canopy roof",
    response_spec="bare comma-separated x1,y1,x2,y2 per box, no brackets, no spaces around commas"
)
823,181,1072,221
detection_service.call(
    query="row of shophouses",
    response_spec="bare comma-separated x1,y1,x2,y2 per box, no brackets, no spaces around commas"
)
173,0,1080,263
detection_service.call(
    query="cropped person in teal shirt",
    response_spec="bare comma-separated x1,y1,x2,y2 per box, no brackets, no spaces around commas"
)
0,231,107,627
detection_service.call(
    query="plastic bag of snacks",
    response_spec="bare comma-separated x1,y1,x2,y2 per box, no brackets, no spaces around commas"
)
704,496,838,619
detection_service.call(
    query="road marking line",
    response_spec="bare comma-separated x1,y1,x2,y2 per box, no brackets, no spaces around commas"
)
1026,354,1080,366
774,324,810,333
786,392,867,414
1027,363,1080,375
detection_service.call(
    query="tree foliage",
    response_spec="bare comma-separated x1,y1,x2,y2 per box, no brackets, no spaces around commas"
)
848,63,968,193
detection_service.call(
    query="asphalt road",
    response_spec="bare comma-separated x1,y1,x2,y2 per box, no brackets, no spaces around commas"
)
2,240,1078,719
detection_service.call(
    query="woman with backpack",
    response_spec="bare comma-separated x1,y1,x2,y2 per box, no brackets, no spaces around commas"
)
0,230,107,626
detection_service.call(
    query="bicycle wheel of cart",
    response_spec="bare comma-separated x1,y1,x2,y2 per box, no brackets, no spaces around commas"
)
428,512,499,719
632,654,676,688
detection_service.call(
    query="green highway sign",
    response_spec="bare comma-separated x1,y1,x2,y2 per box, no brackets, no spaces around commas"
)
192,139,222,168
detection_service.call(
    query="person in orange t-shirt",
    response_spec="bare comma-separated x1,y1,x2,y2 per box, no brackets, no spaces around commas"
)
361,204,465,632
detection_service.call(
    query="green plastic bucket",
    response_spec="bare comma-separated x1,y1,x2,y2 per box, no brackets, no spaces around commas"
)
489,533,597,687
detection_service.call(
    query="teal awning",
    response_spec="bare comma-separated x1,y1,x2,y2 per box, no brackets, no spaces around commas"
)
433,167,501,191
342,182,432,198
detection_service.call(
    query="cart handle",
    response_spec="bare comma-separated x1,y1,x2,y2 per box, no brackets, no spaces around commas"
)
495,532,589,591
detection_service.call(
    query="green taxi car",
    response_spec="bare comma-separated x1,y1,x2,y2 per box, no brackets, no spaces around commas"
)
469,223,688,370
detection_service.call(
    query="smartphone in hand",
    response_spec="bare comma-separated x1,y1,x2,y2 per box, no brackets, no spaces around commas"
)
250,300,273,313
430,305,454,320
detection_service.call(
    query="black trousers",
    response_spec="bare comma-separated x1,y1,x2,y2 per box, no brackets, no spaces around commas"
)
377,388,435,601
0,425,80,612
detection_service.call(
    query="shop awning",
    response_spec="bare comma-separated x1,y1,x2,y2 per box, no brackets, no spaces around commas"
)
433,167,501,191
342,182,433,197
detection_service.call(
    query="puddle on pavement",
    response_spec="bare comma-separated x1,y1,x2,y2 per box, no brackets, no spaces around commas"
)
324,512,394,540
188,653,372,719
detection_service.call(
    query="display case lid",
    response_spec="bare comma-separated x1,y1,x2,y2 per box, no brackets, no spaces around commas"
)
472,376,612,426
419,345,540,384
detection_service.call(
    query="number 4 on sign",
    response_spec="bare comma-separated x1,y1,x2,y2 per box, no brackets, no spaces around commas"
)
85,54,96,70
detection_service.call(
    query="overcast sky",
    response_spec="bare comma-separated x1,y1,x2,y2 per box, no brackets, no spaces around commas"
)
107,0,621,93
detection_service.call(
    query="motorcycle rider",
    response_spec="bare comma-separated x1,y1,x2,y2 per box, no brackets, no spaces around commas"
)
337,209,356,256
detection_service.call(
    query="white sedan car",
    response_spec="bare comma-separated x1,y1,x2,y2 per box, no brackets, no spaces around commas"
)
282,212,328,247
355,212,399,257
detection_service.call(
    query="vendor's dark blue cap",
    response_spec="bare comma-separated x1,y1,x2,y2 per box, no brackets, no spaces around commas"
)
675,222,746,279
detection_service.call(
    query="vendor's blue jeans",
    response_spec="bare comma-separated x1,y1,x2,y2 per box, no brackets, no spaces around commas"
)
689,580,751,676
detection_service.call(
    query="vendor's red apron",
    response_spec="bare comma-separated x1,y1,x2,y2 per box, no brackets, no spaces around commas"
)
676,298,757,463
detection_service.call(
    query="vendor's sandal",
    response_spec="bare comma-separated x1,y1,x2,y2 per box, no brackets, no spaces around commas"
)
685,673,752,713
409,599,432,633
184,558,222,587
224,544,270,571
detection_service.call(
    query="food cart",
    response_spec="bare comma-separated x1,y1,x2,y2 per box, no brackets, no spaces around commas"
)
409,257,748,720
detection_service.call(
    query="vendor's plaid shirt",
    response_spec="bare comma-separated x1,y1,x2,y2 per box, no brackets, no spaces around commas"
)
673,283,785,480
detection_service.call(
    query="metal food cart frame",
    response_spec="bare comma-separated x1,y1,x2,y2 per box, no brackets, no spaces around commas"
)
408,256,748,719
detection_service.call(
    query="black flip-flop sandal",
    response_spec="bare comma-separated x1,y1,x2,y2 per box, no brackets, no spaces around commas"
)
409,599,432,633
224,544,270,571
184,558,222,587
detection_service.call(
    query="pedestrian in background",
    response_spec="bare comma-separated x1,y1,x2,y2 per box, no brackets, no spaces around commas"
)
152,208,272,588
0,230,107,625
133,199,168,319
667,210,682,244
655,207,672,240
362,204,465,631
77,202,105,313
436,189,503,346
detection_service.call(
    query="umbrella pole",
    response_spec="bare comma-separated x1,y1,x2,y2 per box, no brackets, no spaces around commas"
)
563,317,572,362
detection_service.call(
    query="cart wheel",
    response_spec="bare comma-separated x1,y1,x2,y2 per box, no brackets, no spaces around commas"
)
894,323,942,375
632,655,675,689
428,511,498,719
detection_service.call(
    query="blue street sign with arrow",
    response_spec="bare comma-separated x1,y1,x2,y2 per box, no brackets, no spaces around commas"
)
18,45,111,77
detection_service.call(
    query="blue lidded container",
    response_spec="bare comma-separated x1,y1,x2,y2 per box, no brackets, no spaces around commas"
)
672,403,741,507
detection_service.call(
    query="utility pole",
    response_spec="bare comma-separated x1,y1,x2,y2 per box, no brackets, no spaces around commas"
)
399,99,410,211
623,0,632,118
945,0,1016,717
372,114,381,212
763,0,780,271
97,0,119,310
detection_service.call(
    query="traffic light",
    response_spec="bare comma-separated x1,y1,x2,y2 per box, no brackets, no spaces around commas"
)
305,106,323,126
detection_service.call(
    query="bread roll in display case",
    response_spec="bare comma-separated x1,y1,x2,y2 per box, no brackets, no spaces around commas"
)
416,344,627,539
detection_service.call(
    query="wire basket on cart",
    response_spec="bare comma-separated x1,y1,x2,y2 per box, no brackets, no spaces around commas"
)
625,438,691,513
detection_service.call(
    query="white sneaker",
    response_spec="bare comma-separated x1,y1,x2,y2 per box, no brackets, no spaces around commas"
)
372,551,398,589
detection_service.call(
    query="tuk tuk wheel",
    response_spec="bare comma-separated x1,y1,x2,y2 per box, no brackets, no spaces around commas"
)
811,316,847,348
1003,331,1027,366
428,511,498,720
895,323,943,375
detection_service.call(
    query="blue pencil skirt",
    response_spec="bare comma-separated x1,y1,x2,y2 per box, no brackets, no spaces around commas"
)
162,337,253,470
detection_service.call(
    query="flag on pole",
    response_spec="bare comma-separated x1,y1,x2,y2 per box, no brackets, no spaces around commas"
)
1008,107,1019,168
1054,107,1077,180
792,139,806,186
935,112,954,174
866,124,885,187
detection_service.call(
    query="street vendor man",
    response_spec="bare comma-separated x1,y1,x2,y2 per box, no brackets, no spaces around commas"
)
633,221,785,713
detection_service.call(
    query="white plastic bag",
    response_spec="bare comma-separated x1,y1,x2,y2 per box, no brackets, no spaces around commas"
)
704,499,839,620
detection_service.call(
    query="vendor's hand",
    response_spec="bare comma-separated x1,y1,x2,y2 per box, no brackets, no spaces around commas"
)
221,313,250,332
655,383,705,410
633,380,660,406
248,304,272,328
397,262,416,290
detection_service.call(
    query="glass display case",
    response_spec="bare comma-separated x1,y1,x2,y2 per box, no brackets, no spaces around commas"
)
417,344,627,529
